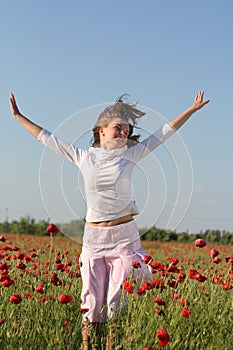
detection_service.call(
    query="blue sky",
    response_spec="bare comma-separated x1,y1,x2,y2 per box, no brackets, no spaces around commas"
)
0,0,232,234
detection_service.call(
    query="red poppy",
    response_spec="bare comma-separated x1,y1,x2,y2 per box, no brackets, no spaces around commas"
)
150,262,163,270
1,277,14,287
142,346,154,350
141,281,153,291
35,283,44,294
46,224,60,236
64,320,70,327
51,273,62,286
25,292,33,299
0,318,6,325
80,308,89,314
9,294,22,304
0,236,6,242
0,262,10,270
150,278,166,290
132,261,141,269
210,249,219,257
213,257,221,264
177,272,186,283
143,255,153,264
16,260,26,270
222,283,232,290
153,297,166,306
59,294,72,304
180,298,190,307
167,257,179,265
155,307,165,316
225,256,233,265
182,308,191,318
195,239,206,248
137,287,146,296
189,269,207,283
156,328,170,347
41,296,48,303
123,279,134,294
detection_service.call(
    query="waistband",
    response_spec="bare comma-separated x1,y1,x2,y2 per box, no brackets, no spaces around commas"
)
83,220,140,248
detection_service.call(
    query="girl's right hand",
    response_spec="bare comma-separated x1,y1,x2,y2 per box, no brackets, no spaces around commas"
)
10,93,21,118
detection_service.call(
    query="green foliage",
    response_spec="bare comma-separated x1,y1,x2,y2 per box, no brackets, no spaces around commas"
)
141,226,233,245
0,217,232,244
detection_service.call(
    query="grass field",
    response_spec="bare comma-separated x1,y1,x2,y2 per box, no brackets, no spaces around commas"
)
0,233,232,349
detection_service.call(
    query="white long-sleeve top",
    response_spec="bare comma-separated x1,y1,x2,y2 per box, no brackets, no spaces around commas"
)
37,123,174,222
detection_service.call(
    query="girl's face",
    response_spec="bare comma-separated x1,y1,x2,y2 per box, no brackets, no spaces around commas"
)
99,117,130,150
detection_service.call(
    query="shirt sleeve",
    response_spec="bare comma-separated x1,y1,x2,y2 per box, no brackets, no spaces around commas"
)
37,129,87,167
126,122,175,162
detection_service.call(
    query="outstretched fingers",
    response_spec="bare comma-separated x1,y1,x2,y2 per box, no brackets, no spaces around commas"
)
10,92,20,117
194,91,210,110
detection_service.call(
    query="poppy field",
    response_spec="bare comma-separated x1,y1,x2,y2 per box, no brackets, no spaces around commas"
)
0,232,232,350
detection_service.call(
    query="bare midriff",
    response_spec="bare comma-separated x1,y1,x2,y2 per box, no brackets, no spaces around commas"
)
86,214,134,227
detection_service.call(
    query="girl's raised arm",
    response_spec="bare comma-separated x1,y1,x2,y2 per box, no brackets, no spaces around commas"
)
10,93,43,138
168,91,210,131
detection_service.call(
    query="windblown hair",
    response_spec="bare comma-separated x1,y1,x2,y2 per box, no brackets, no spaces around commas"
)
92,94,146,147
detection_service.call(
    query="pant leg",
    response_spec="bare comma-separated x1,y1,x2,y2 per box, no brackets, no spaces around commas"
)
80,247,109,323
105,243,152,319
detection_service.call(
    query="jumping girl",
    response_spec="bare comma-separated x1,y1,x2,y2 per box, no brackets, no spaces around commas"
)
10,91,210,349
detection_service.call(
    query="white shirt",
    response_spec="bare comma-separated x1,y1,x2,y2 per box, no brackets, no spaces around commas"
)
37,123,174,222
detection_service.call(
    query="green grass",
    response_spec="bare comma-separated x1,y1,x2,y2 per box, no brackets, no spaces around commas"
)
0,234,232,349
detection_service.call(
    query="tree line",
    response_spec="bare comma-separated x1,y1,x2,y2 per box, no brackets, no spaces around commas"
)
0,216,232,245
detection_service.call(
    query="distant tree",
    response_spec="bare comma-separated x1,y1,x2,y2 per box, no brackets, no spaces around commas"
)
204,229,221,243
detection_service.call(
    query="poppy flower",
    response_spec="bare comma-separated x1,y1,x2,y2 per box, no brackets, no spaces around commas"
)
80,308,89,314
182,308,191,318
123,280,134,294
153,297,166,306
9,294,22,304
41,296,48,303
0,318,6,325
150,262,163,270
222,283,232,290
137,287,146,296
46,224,60,236
167,257,179,265
195,239,206,248
1,277,14,287
59,294,72,304
189,269,207,283
132,261,141,269
213,257,221,264
225,256,233,265
156,328,170,347
35,283,44,294
141,281,152,291
25,292,33,299
16,260,26,270
155,307,165,316
180,298,190,306
210,249,219,257
142,255,153,264
0,236,6,242
177,272,186,283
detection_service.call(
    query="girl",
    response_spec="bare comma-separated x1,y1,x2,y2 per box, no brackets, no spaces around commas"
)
10,91,209,349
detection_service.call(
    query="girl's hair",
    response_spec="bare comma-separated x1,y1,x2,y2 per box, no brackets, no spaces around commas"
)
92,94,146,147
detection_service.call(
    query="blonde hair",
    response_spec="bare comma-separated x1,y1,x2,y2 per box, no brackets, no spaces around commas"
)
92,94,146,147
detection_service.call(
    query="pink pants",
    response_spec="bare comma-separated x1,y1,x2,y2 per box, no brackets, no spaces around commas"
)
80,220,151,322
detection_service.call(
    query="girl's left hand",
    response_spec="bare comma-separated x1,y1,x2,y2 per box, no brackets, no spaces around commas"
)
193,91,210,111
